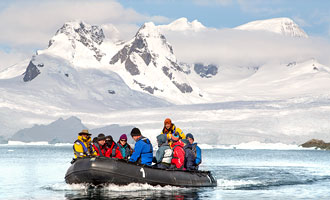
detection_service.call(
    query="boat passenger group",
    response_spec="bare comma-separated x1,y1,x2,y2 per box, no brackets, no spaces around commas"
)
72,118,202,170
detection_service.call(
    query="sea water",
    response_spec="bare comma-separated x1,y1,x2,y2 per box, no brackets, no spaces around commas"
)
1,144,330,199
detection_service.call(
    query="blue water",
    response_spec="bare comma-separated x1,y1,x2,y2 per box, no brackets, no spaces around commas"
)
1,145,330,199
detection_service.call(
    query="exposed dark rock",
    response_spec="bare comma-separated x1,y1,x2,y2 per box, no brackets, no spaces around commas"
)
52,22,105,61
162,66,173,80
23,61,41,82
65,73,69,77
313,67,319,71
194,63,218,78
125,57,140,75
301,139,330,150
133,80,161,94
172,81,193,93
108,90,116,94
110,46,129,64
287,62,296,67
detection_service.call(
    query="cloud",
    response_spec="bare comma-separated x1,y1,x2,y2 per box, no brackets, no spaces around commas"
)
0,0,168,47
0,0,169,67
0,49,32,71
162,28,330,67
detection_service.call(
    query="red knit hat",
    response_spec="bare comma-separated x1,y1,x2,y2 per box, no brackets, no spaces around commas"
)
164,118,172,125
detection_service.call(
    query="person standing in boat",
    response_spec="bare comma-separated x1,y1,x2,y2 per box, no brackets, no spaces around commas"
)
92,133,108,157
152,134,173,169
170,133,185,170
117,134,133,160
129,128,153,165
73,129,97,158
104,135,123,159
161,118,186,146
186,133,202,169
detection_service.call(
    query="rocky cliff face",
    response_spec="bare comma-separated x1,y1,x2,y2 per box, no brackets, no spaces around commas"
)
49,21,105,61
110,22,195,96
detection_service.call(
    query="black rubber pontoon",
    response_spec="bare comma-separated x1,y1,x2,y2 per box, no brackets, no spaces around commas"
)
65,157,217,187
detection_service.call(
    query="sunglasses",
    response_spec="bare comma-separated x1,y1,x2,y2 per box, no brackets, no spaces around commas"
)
120,139,127,142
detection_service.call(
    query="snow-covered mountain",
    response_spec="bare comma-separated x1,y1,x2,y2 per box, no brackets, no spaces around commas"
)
1,17,330,145
235,17,308,38
158,17,206,32
109,22,204,104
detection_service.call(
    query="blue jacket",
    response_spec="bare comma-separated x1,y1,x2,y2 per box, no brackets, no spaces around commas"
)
129,136,153,165
193,143,202,165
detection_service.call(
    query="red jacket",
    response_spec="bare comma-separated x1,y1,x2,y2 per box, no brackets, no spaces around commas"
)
93,143,108,157
171,140,185,169
105,142,123,159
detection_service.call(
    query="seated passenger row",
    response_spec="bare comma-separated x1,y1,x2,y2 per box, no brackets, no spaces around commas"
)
73,118,202,170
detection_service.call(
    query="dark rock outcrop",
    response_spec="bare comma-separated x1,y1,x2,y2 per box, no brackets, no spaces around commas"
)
301,139,330,150
52,21,105,61
23,61,41,82
194,63,218,78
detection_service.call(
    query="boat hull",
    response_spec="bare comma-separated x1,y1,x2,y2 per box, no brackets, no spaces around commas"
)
65,157,217,187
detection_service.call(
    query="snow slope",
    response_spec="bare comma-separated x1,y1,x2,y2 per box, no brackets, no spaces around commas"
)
1,18,330,145
235,17,308,38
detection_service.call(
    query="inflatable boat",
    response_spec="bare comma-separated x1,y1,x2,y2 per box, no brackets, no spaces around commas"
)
65,157,217,187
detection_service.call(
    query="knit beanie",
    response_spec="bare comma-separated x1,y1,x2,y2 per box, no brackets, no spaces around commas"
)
130,128,141,137
164,118,172,125
186,133,194,140
120,134,127,140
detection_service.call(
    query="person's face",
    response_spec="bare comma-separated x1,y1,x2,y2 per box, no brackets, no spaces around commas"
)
120,139,127,145
132,136,139,141
188,138,194,144
81,134,88,139
165,123,171,129
98,139,105,146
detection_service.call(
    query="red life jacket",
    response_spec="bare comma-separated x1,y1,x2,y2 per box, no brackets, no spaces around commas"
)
171,140,185,169
105,142,123,159
93,143,108,157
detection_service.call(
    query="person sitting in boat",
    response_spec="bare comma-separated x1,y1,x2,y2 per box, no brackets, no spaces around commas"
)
129,128,153,165
181,139,197,170
73,129,97,158
117,134,133,160
92,133,108,157
152,134,173,169
170,133,185,170
161,118,185,147
104,135,123,159
186,133,202,169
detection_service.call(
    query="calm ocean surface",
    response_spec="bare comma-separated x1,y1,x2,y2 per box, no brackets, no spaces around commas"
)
1,144,330,200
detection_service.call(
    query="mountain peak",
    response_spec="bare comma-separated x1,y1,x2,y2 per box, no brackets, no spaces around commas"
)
235,17,308,38
53,20,105,45
159,17,206,32
45,20,106,62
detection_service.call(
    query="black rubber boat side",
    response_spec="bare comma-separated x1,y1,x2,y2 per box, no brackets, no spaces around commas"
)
65,157,217,187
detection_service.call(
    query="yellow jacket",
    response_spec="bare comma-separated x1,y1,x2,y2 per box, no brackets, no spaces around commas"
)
161,124,185,146
73,135,97,158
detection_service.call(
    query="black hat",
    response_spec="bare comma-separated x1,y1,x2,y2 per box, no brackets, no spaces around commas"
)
130,127,141,137
105,135,113,141
97,133,106,141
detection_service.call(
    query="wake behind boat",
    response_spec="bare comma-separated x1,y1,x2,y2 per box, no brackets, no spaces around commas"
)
65,157,217,187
